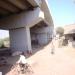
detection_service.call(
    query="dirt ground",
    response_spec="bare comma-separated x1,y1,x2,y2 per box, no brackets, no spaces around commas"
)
1,43,75,75
27,45,75,75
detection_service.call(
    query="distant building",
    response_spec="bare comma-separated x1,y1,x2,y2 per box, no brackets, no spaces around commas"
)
64,24,75,40
64,24,75,47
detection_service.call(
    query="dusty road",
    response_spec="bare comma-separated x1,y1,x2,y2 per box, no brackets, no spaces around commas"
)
1,43,75,75
27,44,75,75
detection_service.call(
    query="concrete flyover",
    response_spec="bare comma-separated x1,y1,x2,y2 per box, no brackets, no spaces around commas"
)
0,0,54,52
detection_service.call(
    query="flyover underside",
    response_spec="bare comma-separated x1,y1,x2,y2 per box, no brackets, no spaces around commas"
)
0,0,34,19
0,8,53,52
0,1,53,52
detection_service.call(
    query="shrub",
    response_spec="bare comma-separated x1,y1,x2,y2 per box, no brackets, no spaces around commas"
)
56,27,64,37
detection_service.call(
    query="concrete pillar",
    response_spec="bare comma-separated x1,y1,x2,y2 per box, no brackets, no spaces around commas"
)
9,27,32,52
33,26,53,45
25,27,32,51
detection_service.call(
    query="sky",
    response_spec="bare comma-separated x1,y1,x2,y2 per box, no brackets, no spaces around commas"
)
48,0,75,27
0,30,9,39
0,0,75,38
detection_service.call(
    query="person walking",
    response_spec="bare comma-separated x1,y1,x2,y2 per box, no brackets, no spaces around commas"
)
51,34,55,54
51,40,55,54
17,52,27,68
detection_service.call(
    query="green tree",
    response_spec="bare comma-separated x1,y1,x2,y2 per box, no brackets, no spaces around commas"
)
3,37,9,41
0,39,4,48
56,27,64,37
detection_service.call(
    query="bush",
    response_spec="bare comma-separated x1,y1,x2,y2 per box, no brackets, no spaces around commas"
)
56,27,64,37
0,44,5,48
0,40,4,47
0,38,8,48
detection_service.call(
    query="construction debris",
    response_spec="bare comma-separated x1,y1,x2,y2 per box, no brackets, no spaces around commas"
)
0,57,7,66
12,51,22,56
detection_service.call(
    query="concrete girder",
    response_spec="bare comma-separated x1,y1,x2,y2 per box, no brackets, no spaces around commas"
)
0,0,19,13
27,0,54,26
27,0,42,7
40,0,53,26
0,7,44,30
7,0,28,10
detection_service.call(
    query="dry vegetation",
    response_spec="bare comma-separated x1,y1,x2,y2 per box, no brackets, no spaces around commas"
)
0,37,10,48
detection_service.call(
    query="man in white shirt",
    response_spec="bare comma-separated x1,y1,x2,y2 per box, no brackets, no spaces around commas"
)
17,52,28,71
18,53,27,64
17,52,33,74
